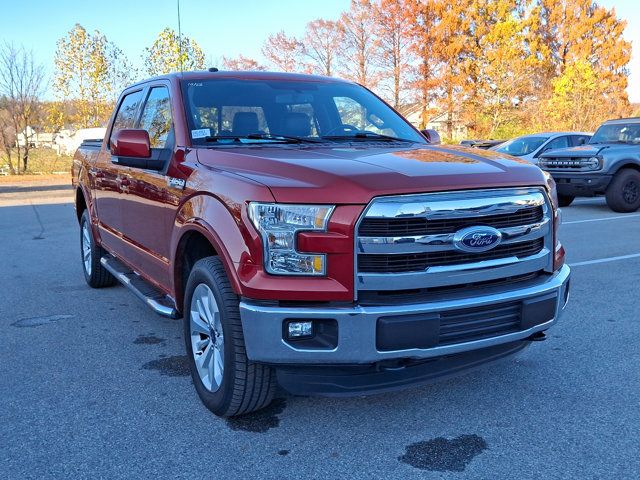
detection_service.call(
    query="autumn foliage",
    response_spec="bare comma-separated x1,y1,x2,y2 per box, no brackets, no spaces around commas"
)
254,0,632,138
42,0,634,138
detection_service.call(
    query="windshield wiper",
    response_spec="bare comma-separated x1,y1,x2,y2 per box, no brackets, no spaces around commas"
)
320,132,414,142
204,133,322,144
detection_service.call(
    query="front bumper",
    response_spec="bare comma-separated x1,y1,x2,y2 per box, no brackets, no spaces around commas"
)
550,172,612,196
239,264,570,365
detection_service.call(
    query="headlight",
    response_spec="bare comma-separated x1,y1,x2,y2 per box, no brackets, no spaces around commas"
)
585,156,601,170
248,203,334,276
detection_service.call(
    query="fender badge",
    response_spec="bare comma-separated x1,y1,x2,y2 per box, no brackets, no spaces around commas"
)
167,177,186,189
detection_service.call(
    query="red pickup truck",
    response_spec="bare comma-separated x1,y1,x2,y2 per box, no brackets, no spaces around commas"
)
73,71,570,417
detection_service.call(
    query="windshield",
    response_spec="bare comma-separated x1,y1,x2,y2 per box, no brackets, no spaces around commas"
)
181,78,425,145
493,136,549,156
590,123,640,144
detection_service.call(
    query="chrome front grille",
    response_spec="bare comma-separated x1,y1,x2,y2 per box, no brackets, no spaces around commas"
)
355,188,554,297
358,238,544,273
539,157,598,171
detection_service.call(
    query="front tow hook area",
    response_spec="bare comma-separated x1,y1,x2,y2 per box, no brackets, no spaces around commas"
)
527,331,547,342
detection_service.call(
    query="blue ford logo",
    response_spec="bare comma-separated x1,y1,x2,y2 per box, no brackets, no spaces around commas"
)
453,226,502,253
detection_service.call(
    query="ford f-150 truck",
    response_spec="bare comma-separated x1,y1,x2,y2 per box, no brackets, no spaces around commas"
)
539,117,640,211
72,71,570,417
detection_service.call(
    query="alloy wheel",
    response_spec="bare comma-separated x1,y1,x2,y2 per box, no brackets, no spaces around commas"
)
189,283,224,392
81,221,92,276
623,180,638,204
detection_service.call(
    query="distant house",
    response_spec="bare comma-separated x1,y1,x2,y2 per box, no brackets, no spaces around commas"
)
425,111,468,141
398,103,428,129
17,126,55,148
397,104,468,141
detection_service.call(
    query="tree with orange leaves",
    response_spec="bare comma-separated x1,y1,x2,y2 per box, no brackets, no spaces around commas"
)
222,55,266,71
262,31,303,73
372,0,414,108
404,0,439,128
300,19,344,76
538,0,631,129
338,0,380,89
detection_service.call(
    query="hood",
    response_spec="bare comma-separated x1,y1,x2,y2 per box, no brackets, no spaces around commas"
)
196,144,548,204
540,143,637,159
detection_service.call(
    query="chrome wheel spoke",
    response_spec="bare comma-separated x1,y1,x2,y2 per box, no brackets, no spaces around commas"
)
81,223,92,275
196,343,213,368
213,347,224,386
190,312,210,336
195,338,210,351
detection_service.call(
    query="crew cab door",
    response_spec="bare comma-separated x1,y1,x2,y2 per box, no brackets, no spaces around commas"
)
93,88,144,253
118,84,179,282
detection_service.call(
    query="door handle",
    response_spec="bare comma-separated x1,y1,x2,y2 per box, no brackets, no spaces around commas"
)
90,169,105,178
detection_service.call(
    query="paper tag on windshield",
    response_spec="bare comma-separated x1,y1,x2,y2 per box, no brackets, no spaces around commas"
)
191,128,210,139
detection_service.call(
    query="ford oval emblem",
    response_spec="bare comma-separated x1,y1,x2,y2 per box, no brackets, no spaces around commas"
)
453,226,502,253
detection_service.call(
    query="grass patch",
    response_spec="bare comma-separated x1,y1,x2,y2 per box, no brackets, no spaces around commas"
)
1,148,73,176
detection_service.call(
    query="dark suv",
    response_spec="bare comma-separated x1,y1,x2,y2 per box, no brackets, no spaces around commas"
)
539,118,640,211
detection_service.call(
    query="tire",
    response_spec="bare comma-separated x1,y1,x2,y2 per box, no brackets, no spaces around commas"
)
557,194,575,207
605,169,640,213
80,210,116,288
183,256,276,417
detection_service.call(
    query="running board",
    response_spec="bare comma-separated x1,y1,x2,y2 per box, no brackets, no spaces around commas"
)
100,255,180,319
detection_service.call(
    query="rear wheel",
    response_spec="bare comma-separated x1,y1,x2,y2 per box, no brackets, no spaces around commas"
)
557,194,575,207
605,169,640,213
80,210,116,288
184,257,276,417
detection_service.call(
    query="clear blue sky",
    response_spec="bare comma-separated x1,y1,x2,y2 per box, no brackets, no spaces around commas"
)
2,0,638,102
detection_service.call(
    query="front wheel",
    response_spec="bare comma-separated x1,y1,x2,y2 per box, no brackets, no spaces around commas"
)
557,194,575,207
184,257,276,417
80,210,116,288
605,169,640,213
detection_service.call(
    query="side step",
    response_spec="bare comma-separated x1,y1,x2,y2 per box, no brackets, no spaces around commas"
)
100,255,180,319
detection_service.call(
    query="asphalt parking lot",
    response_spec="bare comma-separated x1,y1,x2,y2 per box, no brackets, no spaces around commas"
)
1,185,639,479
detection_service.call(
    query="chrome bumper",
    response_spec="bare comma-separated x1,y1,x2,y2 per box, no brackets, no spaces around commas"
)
239,264,570,364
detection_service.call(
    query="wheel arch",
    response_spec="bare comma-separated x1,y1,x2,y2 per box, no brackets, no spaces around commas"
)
75,187,87,223
172,221,244,314
610,160,640,176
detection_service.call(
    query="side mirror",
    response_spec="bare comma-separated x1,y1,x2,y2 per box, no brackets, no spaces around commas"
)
110,129,151,158
421,129,441,145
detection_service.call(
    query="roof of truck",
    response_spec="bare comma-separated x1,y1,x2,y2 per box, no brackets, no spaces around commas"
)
603,117,640,124
129,70,351,89
516,131,591,137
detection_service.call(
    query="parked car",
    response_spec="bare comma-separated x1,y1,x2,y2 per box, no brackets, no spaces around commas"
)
460,139,505,149
72,70,570,417
539,118,640,211
491,132,592,164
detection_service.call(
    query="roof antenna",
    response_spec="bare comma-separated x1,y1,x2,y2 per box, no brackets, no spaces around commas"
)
177,0,183,75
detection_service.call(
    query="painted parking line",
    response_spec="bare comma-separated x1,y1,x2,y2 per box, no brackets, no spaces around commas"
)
569,252,640,267
563,214,640,225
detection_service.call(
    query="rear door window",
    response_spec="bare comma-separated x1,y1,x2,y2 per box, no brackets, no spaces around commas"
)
110,90,143,144
544,136,570,151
